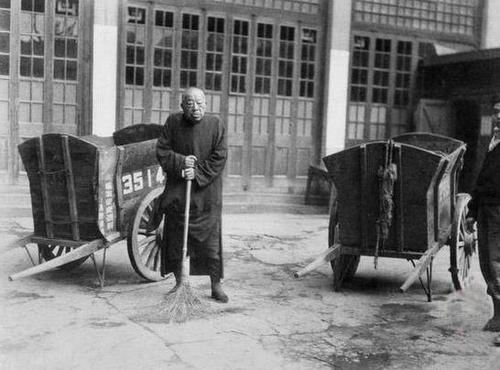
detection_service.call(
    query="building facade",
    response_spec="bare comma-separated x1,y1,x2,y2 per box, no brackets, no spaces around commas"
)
0,0,495,196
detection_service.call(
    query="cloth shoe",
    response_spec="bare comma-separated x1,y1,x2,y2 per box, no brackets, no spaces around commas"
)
494,334,500,347
210,276,228,303
483,298,500,332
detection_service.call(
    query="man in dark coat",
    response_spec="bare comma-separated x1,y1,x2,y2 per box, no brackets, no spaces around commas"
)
156,87,228,303
467,98,500,343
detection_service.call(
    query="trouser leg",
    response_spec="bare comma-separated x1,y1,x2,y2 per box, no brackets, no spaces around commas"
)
478,205,500,331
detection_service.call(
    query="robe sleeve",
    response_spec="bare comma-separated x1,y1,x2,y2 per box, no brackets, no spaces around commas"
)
194,120,227,188
156,116,186,180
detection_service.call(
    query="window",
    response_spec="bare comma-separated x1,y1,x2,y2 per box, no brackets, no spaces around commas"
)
0,0,9,171
0,0,10,75
299,28,316,98
124,6,146,125
151,9,174,125
53,0,79,125
212,0,320,14
277,25,294,97
20,0,44,78
254,23,273,95
353,0,481,37
350,36,369,102
180,13,199,88
153,9,173,88
230,19,249,94
125,6,145,86
205,16,224,91
347,34,422,143
372,38,390,104
19,0,45,124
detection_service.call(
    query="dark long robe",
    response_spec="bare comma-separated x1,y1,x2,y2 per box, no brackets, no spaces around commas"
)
156,112,227,277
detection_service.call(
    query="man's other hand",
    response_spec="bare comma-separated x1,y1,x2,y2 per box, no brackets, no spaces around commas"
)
183,167,195,180
184,155,197,168
465,217,476,233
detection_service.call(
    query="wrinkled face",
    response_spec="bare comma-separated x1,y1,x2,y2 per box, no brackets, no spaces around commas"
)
493,102,500,138
181,89,206,122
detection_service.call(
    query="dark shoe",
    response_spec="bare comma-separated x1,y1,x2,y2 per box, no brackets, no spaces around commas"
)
483,316,500,332
494,334,500,347
211,282,229,303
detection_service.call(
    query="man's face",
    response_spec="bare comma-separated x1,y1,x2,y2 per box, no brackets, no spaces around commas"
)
181,90,206,122
493,102,500,139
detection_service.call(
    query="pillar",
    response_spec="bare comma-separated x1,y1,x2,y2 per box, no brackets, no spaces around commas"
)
92,0,119,136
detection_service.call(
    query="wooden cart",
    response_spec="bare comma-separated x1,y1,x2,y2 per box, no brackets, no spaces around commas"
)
295,133,477,301
8,124,167,286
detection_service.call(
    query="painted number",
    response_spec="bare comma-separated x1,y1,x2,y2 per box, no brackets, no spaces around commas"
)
122,174,133,195
156,167,165,183
133,171,144,191
122,171,144,195
122,167,164,196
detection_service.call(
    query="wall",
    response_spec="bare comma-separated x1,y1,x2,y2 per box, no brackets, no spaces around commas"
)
92,0,119,136
482,0,500,48
322,0,352,156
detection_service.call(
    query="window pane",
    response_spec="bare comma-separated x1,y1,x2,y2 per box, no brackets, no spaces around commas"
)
67,38,77,58
0,10,9,32
20,56,31,76
0,54,8,75
65,83,76,103
32,57,43,77
34,0,44,13
65,105,76,124
53,104,63,123
54,38,65,57
54,59,64,79
21,0,32,12
20,36,31,55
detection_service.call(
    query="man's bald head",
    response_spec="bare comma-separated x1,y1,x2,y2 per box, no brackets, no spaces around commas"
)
181,87,207,122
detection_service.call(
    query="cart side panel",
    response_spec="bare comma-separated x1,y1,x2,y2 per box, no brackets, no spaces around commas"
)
323,146,362,246
115,138,165,236
393,133,463,154
18,134,102,241
325,142,446,253
399,145,444,252
97,146,119,239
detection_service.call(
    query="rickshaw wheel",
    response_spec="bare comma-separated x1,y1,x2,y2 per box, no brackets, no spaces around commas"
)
127,187,165,282
450,193,476,291
38,244,88,270
329,199,360,291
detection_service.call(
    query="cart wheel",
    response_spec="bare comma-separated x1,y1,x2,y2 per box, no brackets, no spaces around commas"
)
328,200,360,291
127,187,165,282
450,193,476,290
38,244,88,271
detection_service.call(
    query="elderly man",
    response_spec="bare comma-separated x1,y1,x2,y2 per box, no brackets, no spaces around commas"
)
467,98,500,343
156,87,228,303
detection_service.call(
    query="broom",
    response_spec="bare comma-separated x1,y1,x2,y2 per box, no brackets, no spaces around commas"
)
163,179,206,322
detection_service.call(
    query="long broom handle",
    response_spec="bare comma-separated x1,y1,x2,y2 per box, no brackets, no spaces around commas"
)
182,179,192,260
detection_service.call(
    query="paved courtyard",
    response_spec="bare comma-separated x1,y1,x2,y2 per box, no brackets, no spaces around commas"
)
1,212,500,369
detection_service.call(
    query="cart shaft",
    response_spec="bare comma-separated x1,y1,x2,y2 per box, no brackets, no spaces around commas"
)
294,243,342,278
8,239,105,281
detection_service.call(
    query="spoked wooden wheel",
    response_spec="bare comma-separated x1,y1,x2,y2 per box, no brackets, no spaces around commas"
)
329,199,360,291
38,244,88,271
450,193,476,290
127,187,165,282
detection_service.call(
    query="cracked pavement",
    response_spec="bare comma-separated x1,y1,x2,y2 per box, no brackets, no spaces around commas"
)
1,213,500,369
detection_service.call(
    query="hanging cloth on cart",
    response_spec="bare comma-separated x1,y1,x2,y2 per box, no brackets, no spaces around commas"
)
375,139,398,268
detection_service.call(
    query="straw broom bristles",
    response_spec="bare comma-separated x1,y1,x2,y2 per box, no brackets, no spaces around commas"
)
163,257,207,323
162,179,208,323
